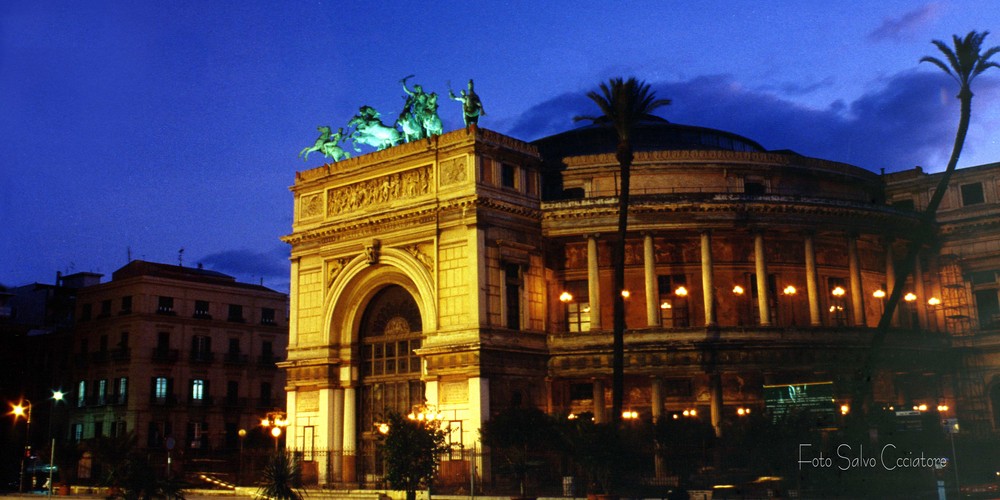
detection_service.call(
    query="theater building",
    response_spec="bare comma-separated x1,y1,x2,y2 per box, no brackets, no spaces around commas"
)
282,120,995,486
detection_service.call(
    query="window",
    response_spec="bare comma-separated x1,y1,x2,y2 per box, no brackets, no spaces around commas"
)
501,163,517,189
226,381,239,405
115,377,128,404
503,263,523,330
97,379,107,405
73,424,83,443
228,304,244,322
261,340,274,364
99,335,108,353
111,421,127,438
891,198,915,210
120,296,132,314
261,307,276,325
77,380,86,407
94,421,103,439
828,277,848,326
157,296,174,314
191,335,212,362
154,377,169,399
194,300,210,318
658,275,690,327
564,280,591,332
975,289,1000,329
961,182,985,206
191,379,206,401
80,304,92,321
744,180,766,196
100,300,112,317
260,382,272,407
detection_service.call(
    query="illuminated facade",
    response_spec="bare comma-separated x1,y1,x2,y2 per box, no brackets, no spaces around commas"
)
68,261,288,462
283,121,995,486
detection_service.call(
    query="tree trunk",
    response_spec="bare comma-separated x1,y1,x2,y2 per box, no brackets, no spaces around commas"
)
612,144,633,427
860,89,972,407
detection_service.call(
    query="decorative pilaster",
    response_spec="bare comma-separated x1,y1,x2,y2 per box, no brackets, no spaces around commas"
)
342,386,356,484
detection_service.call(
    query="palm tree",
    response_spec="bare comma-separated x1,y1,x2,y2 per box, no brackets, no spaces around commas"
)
862,31,999,404
575,77,670,425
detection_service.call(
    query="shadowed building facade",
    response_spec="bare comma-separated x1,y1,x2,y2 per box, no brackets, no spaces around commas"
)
283,122,996,487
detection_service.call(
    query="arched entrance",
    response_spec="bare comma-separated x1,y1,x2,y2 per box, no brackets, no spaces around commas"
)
357,285,425,481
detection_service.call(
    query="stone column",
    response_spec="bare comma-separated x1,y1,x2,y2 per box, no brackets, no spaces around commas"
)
701,231,717,326
285,390,297,451
593,378,606,424
587,235,602,330
710,374,723,438
804,234,822,326
318,387,336,484
331,387,344,483
754,232,772,326
342,386,356,485
848,234,866,326
644,234,659,327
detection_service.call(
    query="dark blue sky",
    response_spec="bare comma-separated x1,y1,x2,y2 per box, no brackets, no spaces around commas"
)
2,1,999,292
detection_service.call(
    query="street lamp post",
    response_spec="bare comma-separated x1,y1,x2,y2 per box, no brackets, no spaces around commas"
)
47,390,65,497
12,399,32,493
260,412,288,452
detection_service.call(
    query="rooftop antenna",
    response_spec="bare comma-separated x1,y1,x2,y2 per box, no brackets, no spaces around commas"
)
178,248,185,267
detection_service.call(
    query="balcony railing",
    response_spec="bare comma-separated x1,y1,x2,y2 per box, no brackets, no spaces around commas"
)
224,352,249,365
190,351,215,363
151,348,179,363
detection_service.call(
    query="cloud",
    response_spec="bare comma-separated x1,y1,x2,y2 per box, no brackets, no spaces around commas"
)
869,4,941,42
502,70,966,172
197,245,289,285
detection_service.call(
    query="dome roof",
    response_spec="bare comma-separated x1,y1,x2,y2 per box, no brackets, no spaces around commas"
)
531,117,765,161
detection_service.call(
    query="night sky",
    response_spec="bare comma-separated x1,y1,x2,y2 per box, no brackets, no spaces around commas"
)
3,1,999,293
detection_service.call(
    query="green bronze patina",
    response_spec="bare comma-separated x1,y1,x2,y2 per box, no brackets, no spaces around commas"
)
299,76,482,160
299,126,350,162
449,79,484,127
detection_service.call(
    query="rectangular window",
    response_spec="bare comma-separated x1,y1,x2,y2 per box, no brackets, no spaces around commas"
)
658,275,690,327
157,296,174,314
154,377,169,399
975,289,1000,329
116,377,128,404
97,379,107,405
120,296,132,314
503,263,523,330
73,424,83,443
191,335,212,362
961,182,985,206
261,308,276,325
100,300,112,317
828,277,848,326
501,163,517,189
77,380,86,407
191,379,205,401
260,382,272,407
80,304,92,321
94,421,103,439
564,280,591,332
194,300,211,318
228,304,244,322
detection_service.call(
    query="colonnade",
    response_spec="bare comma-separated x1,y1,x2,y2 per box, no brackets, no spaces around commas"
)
579,231,873,329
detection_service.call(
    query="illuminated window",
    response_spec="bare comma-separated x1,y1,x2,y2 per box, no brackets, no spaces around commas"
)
658,275,689,327
191,379,205,400
157,296,174,314
194,300,210,318
154,377,169,399
564,280,590,332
